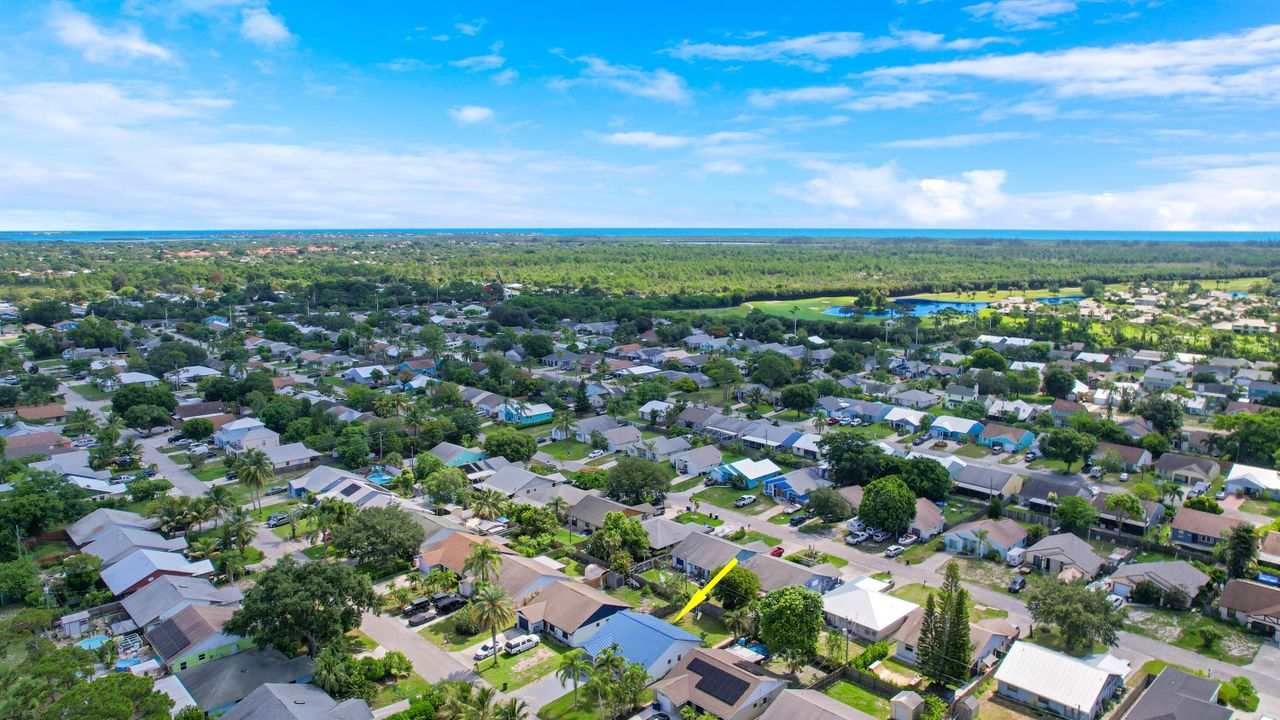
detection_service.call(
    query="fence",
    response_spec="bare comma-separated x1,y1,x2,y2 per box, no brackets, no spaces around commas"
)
808,665,904,698
943,507,988,531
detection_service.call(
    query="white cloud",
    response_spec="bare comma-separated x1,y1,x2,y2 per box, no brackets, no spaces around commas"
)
748,86,853,108
552,55,692,104
603,131,693,149
869,24,1280,102
240,6,293,47
455,19,487,36
431,34,450,42
379,58,433,73
883,131,1036,148
491,68,519,86
964,0,1090,30
448,105,494,125
50,2,172,63
450,42,505,71
703,159,749,174
785,160,1280,230
665,31,1008,72
0,82,228,134
841,90,961,112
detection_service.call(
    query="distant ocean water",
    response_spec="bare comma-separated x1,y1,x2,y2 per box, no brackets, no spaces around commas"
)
0,228,1278,243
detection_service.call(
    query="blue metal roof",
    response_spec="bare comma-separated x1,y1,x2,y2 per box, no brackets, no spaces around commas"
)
582,611,700,669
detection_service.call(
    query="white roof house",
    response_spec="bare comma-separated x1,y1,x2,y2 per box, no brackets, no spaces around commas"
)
117,371,160,386
821,584,919,642
994,642,1128,720
1225,463,1280,496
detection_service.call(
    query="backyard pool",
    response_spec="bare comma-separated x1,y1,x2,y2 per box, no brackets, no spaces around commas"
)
736,638,770,657
367,472,394,484
75,635,111,650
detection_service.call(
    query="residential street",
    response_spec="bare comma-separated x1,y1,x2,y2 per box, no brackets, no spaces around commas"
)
139,433,208,497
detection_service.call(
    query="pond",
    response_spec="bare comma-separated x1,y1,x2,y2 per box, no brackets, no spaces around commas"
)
821,294,1086,318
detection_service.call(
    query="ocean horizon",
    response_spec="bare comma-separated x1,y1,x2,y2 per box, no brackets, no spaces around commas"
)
0,228,1278,243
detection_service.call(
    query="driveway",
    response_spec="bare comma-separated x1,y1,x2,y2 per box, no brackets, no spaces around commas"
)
59,382,111,421
140,434,207,497
359,610,483,685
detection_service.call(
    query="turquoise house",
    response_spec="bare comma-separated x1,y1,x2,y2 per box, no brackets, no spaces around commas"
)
498,401,555,425
710,458,782,489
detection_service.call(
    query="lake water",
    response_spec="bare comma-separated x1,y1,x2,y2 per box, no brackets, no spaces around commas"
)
821,295,1086,318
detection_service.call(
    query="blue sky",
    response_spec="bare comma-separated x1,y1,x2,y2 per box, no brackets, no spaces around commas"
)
1,0,1278,230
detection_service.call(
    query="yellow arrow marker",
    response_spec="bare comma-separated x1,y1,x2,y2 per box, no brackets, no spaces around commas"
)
672,557,738,622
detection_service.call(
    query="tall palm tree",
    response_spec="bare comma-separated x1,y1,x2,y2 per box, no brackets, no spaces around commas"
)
186,536,220,561
547,496,570,524
88,443,117,471
591,645,625,717
312,647,349,696
65,408,96,437
470,489,508,521
233,448,274,510
404,402,430,438
421,567,458,595
556,649,590,708
223,507,254,553
438,681,474,718
613,664,649,716
472,686,499,720
495,698,528,720
745,386,766,412
464,544,503,587
204,484,235,526
471,583,515,669
214,549,246,584
554,409,576,440
117,437,143,466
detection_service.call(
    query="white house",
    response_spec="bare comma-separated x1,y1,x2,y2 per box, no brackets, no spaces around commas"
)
1224,463,1280,500
820,584,919,642
213,418,267,449
342,365,390,385
994,642,1128,720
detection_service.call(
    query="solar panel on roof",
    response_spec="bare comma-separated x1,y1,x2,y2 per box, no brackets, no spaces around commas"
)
340,484,360,497
688,658,748,705
147,618,190,660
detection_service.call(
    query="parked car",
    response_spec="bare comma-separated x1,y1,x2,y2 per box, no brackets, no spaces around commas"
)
1106,594,1126,609
845,531,868,546
788,513,809,527
503,634,540,656
1119,472,1130,482
166,434,184,443
1024,451,1037,461
733,494,757,508
897,533,918,546
768,545,785,557
911,436,927,447
265,513,289,528
188,444,208,455
870,530,890,543
884,545,906,558
586,450,605,460
433,594,466,614
990,444,1004,455
265,485,288,496
1087,485,1100,497
473,640,500,662
1090,467,1104,478
175,438,192,447
1008,576,1027,593
846,518,864,533
407,610,436,627
1215,489,1228,501
826,417,839,426
402,597,433,616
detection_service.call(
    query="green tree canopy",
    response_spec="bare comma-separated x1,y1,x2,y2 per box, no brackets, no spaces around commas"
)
330,506,426,567
758,586,823,659
858,475,916,536
482,426,536,462
605,457,668,506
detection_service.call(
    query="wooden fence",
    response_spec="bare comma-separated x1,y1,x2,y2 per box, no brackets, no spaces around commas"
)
808,665,904,698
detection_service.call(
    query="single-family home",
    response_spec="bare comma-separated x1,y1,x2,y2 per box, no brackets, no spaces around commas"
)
740,553,840,595
944,384,979,409
1124,666,1232,720
212,417,267,449
761,467,831,505
119,575,242,631
101,549,215,597
1217,580,1280,643
262,442,321,472
1104,561,1208,605
176,649,314,717
555,415,623,443
287,465,365,498
1091,442,1152,472
891,389,937,410
1155,453,1221,485
896,614,1018,674
67,508,158,546
711,458,783,490
977,423,1035,452
515,579,629,648
671,445,723,477
994,642,1127,720
1224,463,1280,500
670,533,752,583
651,648,787,720
638,400,674,423
758,690,876,720
583,610,701,681
147,604,250,672
929,415,984,441
1091,494,1164,535
630,436,692,463
220,683,372,720
820,584,919,642
342,365,389,385
1171,508,1247,550
641,517,697,554
498,401,555,425
1049,399,1088,426
1260,531,1280,570
567,495,650,534
953,466,1023,500
474,466,557,499
944,518,1028,561
599,425,643,452
885,407,931,434
82,526,187,567
910,499,945,540
428,441,487,467
1023,533,1104,579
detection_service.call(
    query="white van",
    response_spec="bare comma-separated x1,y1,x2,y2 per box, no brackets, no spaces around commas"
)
1006,547,1025,567
503,634,540,656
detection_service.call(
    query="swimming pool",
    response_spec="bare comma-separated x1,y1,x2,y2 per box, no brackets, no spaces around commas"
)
367,472,393,484
75,634,110,650
736,638,769,657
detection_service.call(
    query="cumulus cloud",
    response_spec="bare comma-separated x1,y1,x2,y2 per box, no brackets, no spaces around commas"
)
240,6,293,47
455,19,486,36
551,54,692,104
450,41,506,71
665,30,1008,72
964,0,1093,30
448,105,494,125
491,68,519,86
50,2,172,63
600,130,757,150
868,24,1280,102
748,86,854,108
883,131,1036,149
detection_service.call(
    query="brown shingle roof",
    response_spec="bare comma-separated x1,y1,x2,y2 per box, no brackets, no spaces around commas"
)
1220,580,1280,616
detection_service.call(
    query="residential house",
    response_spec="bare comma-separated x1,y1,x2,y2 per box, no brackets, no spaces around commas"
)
978,423,1035,452
944,384,979,409
287,465,365,498
428,441,487,468
342,365,390,385
119,575,243,631
1124,666,1232,720
711,458,783,490
1092,494,1164,536
15,403,67,423
147,604,250,672
891,389,938,410
82,526,187,567
568,495,650,534
1018,476,1089,516
220,684,372,720
670,533,752,583
212,417,267,449
1224,463,1280,500
1155,453,1221,485
1091,442,1152,472
498,401,554,425
761,467,831,505
262,442,321,472
176,649,314,717
671,445,723,476
896,615,1018,674
638,400,674,423
651,648,787,720
5,430,70,460
101,549,214,597
1142,368,1181,392
1023,533,1104,579
929,415,984,441
1260,532,1280,570
741,553,840,595
631,436,692,463
583,611,702,682
515,579,628,647
1217,580,1280,643
67,508,157,546
994,642,1127,720
1049,399,1088,426
910,498,945,540
1104,561,1208,603
820,584,919,642
758,690,876,720
224,426,281,456
555,415,623,443
600,425,642,452
952,466,1023,501
1171,508,1247,550
885,407,930,434
474,466,557,499
944,518,1028,561
641,517,697,554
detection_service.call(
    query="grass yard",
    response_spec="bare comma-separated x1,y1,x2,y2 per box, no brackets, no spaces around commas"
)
953,558,1020,594
1240,498,1280,518
541,439,593,461
1124,606,1261,665
192,463,228,482
955,444,991,459
724,528,781,547
1024,625,1107,656
890,583,1007,622
768,510,802,525
938,498,986,524
1027,458,1074,474
301,544,329,559
554,528,586,546
343,629,379,653
477,638,572,691
674,511,723,527
898,539,943,565
824,681,891,718
420,614,499,652
678,610,731,647
270,516,318,540
799,521,837,536
67,383,111,401
842,422,896,440
537,686,652,720
691,486,778,516
670,476,703,492
786,550,848,568
371,673,431,710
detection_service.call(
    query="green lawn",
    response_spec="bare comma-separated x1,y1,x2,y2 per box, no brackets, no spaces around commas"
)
898,539,942,565
343,629,379,653
939,498,986,524
691,486,778,516
477,638,572,691
890,583,1007,622
537,686,652,720
1240,498,1280,518
825,681,891,717
955,444,991,459
842,422,896,440
68,383,111,401
724,528,781,547
541,439,593,461
270,516,318,540
420,614,500,652
677,610,731,647
768,511,801,525
192,463,227,482
301,544,329,559
554,528,586,545
675,511,723,527
371,673,431,710
786,550,848,569
1027,458,1073,473
670,476,703,492
1023,625,1106,657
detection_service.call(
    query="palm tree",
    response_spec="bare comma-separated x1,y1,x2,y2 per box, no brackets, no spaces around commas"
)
65,408,96,437
204,484,235,526
471,583,515,669
471,489,508,521
214,549,246,584
495,698,528,720
472,686,499,720
186,536,220,561
464,544,503,587
547,496,570,524
556,649,590,708
404,402,430,438
233,448,274,510
438,681,474,718
117,437,143,466
745,386,766,412
613,664,649,716
591,645,625,717
421,567,458,595
223,507,254,553
88,443,116,471
312,647,349,696
554,408,576,441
